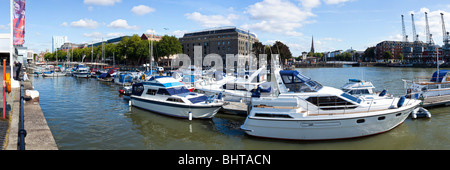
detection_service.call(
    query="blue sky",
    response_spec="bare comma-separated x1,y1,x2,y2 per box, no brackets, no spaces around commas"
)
2,0,450,56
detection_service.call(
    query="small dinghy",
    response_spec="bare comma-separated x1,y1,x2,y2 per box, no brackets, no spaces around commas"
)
411,107,431,119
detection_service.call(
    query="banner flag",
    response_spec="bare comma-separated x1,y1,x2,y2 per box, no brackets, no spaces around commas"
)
13,0,25,45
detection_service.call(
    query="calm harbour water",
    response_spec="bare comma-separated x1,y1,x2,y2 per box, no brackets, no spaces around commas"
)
32,66,450,150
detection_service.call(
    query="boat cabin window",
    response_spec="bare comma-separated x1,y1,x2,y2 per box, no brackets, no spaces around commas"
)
346,89,370,95
156,86,191,96
166,98,185,103
157,89,170,95
306,96,357,110
146,89,157,95
281,74,322,92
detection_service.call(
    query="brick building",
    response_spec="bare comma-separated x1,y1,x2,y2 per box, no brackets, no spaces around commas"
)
178,26,259,64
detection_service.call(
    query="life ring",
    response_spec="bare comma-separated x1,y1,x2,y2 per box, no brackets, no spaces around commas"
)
142,74,146,80
446,76,450,82
6,73,11,93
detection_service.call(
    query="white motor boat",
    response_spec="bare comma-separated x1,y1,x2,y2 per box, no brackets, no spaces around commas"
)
404,70,450,98
42,71,67,77
195,67,269,103
341,79,392,97
130,76,223,119
240,68,422,140
341,79,376,95
74,65,90,78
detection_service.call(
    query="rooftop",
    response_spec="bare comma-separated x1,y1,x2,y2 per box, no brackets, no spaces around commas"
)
182,26,257,38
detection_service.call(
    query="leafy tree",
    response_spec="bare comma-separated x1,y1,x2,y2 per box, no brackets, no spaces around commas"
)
363,47,376,62
271,41,292,61
155,35,182,61
383,51,393,61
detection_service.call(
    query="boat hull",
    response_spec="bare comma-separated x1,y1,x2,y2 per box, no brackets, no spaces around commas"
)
42,73,67,77
130,96,222,119
241,106,416,140
75,73,90,78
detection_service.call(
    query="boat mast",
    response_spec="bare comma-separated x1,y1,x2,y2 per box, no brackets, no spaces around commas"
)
150,30,154,74
437,47,440,81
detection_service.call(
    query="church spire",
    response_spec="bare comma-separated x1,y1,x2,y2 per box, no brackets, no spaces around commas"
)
310,35,315,54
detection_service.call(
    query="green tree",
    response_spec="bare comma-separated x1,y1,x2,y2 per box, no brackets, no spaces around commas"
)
271,41,292,61
363,47,376,62
383,51,393,61
155,35,182,61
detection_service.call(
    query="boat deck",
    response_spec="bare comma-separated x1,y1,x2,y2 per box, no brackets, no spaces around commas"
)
422,95,450,108
220,101,248,116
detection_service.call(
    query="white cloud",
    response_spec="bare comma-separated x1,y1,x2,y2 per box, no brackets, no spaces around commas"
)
323,0,352,5
84,0,122,6
172,30,188,38
60,22,68,27
322,37,343,42
131,5,155,16
244,0,307,37
0,25,8,30
83,32,125,42
70,19,99,29
106,32,125,38
242,0,356,38
299,0,321,11
107,19,139,30
185,12,239,28
408,8,450,45
83,32,103,38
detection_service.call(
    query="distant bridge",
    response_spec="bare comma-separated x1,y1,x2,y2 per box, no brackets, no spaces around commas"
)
325,61,359,65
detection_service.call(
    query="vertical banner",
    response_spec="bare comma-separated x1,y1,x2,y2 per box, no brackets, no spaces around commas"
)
13,0,25,45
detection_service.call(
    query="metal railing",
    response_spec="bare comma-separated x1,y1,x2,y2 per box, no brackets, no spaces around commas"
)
278,95,409,116
17,75,26,150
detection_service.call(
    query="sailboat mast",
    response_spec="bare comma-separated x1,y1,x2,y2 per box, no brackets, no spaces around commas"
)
150,30,154,74
437,47,440,81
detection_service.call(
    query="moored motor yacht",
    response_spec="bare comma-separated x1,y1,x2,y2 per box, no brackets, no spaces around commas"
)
73,65,90,78
240,66,421,140
130,76,223,119
42,71,67,77
404,70,450,98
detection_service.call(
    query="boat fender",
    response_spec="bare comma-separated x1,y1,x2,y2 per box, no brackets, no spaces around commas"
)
205,95,212,104
421,87,427,92
209,95,216,103
379,89,387,97
6,73,11,93
397,96,406,108
217,93,223,100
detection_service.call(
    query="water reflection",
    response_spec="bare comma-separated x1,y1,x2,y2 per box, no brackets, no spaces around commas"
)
32,67,450,150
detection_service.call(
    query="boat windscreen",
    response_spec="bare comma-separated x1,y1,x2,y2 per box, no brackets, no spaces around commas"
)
157,86,191,96
341,93,361,104
188,96,208,104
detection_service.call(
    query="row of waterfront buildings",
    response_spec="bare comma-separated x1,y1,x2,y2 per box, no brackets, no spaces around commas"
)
375,40,450,63
45,26,450,66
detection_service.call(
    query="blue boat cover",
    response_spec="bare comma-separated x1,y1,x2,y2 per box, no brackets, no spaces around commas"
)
279,70,311,83
430,70,450,82
188,95,208,104
99,73,109,78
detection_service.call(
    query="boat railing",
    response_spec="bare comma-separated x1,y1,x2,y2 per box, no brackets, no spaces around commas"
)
287,96,357,116
291,95,410,116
